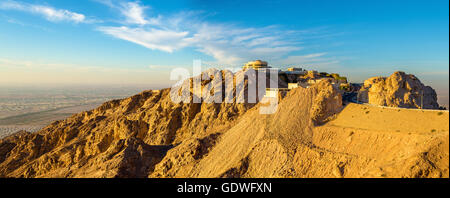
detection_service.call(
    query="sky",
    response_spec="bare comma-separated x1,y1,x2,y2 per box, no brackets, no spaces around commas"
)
0,0,448,104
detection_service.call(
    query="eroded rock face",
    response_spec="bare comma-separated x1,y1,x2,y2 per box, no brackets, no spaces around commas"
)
0,69,261,178
310,79,343,125
358,71,439,109
0,69,447,178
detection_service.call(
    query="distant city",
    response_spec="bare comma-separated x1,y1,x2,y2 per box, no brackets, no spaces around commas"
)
0,85,153,138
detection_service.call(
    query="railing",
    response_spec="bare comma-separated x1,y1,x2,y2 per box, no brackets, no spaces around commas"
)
348,101,449,112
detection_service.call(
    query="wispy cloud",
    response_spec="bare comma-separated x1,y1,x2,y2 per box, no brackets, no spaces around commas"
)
277,53,344,70
96,1,329,65
95,0,160,25
98,26,190,52
0,14,52,31
120,2,152,25
0,0,94,23
282,53,328,64
1,0,341,68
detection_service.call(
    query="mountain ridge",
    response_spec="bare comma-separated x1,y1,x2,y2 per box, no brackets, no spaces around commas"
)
0,70,448,178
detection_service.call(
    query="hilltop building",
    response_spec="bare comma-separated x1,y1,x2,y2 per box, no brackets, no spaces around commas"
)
264,88,290,98
240,60,352,99
242,60,271,70
287,67,302,71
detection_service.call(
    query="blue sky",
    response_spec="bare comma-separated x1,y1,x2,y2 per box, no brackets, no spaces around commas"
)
0,0,448,104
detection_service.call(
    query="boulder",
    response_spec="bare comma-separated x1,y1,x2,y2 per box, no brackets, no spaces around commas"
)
358,71,439,109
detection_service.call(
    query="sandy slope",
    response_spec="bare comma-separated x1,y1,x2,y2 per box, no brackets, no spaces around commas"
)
0,72,448,178
328,103,449,134
154,82,448,178
307,103,449,177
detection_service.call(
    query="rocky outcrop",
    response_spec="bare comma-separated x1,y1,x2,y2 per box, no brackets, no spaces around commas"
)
0,69,447,178
310,79,343,125
0,69,262,178
153,80,344,178
358,71,439,109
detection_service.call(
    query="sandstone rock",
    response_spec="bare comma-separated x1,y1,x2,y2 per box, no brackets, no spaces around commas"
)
310,79,343,125
0,69,447,178
358,71,439,109
0,69,261,178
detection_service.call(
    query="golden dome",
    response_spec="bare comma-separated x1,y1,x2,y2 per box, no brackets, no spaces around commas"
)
243,60,269,69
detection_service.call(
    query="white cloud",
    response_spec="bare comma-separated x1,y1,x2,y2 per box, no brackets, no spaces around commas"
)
250,46,303,56
247,36,279,47
95,0,160,25
0,0,24,10
283,53,328,63
277,53,345,70
0,0,90,23
98,26,190,52
2,0,338,67
120,2,149,25
31,5,85,23
96,2,316,65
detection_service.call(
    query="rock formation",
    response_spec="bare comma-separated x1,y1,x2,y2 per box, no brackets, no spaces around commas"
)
0,69,448,178
310,79,343,125
0,69,276,178
358,71,439,109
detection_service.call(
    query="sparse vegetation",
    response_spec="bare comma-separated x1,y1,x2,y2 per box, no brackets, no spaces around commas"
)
339,83,350,91
330,73,348,83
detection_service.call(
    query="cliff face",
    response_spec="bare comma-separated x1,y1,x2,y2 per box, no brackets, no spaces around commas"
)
0,69,260,178
151,79,344,178
0,70,448,178
358,71,439,109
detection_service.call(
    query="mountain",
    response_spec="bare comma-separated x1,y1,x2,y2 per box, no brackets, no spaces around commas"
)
358,71,440,109
0,70,448,178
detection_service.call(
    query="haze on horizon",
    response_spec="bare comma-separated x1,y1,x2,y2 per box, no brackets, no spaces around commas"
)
0,0,448,106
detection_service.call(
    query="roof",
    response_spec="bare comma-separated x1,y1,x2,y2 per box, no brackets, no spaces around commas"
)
245,60,268,67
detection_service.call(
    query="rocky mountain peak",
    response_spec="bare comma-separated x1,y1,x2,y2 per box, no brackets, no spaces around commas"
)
358,71,439,109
